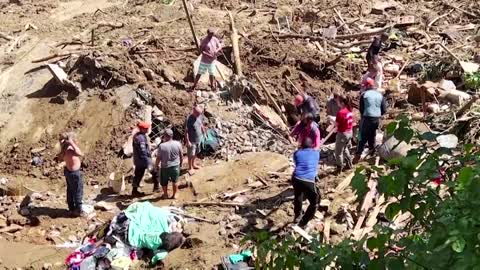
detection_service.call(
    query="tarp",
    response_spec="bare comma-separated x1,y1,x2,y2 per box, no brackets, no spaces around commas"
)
124,202,171,263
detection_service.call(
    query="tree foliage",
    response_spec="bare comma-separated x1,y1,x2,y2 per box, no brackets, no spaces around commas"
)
248,116,480,270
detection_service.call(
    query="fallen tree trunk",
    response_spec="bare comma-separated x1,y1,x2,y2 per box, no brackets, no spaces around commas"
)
182,201,254,207
228,11,243,76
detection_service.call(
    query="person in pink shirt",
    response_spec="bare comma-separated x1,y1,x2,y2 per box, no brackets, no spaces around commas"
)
290,113,321,150
190,28,223,92
360,59,383,93
334,94,354,173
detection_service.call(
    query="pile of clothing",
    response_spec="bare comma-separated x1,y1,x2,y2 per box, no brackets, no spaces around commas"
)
65,202,185,269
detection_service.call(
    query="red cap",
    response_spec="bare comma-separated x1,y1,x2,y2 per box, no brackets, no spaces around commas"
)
294,94,304,106
137,121,151,129
364,78,375,88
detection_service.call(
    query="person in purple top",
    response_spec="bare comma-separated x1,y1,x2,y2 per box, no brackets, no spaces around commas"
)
190,28,223,92
292,137,320,228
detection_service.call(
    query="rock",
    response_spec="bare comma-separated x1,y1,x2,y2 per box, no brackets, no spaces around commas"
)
68,235,78,242
439,79,456,92
219,227,227,236
94,201,114,211
0,219,6,229
371,0,397,14
407,82,437,105
378,135,412,161
384,63,400,75
142,68,156,81
42,263,53,270
0,224,23,233
443,89,471,105
228,214,242,222
427,103,440,113
19,207,30,216
183,223,200,236
31,147,46,154
436,134,458,149
8,213,30,226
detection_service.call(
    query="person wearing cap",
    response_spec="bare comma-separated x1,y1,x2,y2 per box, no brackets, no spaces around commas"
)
354,78,387,163
293,93,320,123
190,28,224,92
185,105,205,174
290,112,321,150
132,121,152,196
154,129,183,199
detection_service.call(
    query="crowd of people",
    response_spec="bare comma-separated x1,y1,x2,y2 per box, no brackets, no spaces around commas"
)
289,33,388,228
56,29,388,232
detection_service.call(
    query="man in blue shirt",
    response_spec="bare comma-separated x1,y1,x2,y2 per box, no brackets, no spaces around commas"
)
132,121,152,197
292,137,320,228
354,78,387,164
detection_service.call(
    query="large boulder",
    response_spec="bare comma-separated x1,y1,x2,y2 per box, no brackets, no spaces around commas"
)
378,135,412,161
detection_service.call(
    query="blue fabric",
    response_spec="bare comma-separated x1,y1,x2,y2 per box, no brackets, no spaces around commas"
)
133,133,151,168
362,90,384,117
64,169,83,211
293,149,320,182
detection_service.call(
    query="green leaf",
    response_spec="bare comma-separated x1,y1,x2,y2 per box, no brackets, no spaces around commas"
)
387,258,405,270
351,173,368,200
464,143,474,154
452,237,466,253
367,237,378,250
385,203,401,220
421,132,438,142
386,122,398,136
458,167,474,189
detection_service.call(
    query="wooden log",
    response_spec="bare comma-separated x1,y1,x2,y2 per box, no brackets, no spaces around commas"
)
228,11,243,76
456,95,480,118
254,72,289,125
365,195,385,227
323,219,331,244
277,25,392,41
182,0,200,52
182,201,254,207
333,8,351,34
0,32,13,41
335,172,355,192
285,76,303,94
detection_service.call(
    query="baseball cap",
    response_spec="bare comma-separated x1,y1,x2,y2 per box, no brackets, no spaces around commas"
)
137,121,151,129
164,128,173,137
364,78,375,88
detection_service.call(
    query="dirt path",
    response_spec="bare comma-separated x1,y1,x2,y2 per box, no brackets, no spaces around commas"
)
0,239,70,268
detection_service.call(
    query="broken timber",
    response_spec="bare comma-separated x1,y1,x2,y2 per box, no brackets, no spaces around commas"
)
254,72,289,125
182,0,200,52
292,225,313,242
182,201,254,207
228,11,243,76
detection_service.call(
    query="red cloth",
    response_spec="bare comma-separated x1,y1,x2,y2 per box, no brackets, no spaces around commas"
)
291,122,321,150
336,108,353,133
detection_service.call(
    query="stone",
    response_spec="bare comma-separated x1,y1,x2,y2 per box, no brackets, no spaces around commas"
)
31,147,46,154
436,134,458,149
8,213,30,226
183,223,200,236
142,68,156,80
19,207,30,216
443,89,471,105
42,263,53,270
427,103,440,113
439,79,456,92
0,224,23,233
228,214,242,222
407,82,436,105
371,1,397,14
378,135,412,161
94,201,114,211
0,219,6,229
68,235,78,242
219,227,227,236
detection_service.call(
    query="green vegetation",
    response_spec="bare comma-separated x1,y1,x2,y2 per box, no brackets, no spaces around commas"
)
463,71,480,91
248,116,480,270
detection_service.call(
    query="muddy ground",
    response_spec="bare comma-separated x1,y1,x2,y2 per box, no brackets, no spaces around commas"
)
0,0,479,269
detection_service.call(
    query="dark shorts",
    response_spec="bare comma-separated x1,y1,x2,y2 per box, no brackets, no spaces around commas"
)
160,166,180,186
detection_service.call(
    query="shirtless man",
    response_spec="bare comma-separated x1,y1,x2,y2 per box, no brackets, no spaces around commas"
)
57,132,84,217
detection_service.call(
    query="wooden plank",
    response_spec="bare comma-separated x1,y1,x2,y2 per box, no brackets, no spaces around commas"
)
47,64,68,83
323,219,331,244
254,72,289,125
335,172,355,192
365,195,385,227
292,225,313,242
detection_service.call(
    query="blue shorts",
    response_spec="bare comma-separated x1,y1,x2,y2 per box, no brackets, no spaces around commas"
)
198,62,215,75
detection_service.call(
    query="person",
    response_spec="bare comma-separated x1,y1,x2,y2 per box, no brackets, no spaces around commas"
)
290,113,321,150
326,92,340,118
154,129,183,199
132,121,152,196
360,59,384,92
334,94,354,173
185,105,205,174
366,32,389,69
57,132,84,217
354,78,387,163
292,137,320,228
190,28,224,92
293,93,320,123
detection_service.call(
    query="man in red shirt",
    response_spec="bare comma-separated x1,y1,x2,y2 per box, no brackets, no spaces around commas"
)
335,94,354,173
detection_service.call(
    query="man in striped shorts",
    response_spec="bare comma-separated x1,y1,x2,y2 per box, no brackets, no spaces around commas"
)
190,28,223,92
